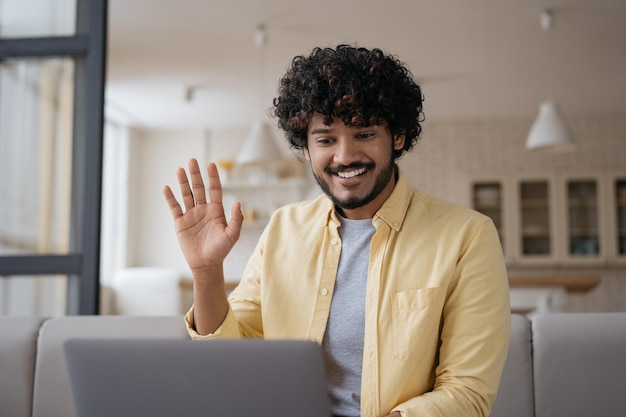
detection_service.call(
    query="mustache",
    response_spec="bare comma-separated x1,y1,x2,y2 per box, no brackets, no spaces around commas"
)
325,162,375,174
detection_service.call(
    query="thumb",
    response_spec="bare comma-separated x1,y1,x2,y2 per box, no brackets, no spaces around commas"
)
227,202,244,239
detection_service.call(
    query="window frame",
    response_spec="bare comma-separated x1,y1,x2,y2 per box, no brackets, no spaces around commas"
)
0,0,107,315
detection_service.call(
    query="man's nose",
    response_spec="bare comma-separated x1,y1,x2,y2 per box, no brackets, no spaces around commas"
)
334,138,360,165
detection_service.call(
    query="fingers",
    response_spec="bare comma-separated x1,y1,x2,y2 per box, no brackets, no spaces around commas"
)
206,162,223,204
188,158,207,205
162,185,184,220
174,157,212,211
166,159,221,216
176,166,196,212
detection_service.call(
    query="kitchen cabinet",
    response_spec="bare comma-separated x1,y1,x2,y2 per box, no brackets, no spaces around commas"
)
471,173,625,265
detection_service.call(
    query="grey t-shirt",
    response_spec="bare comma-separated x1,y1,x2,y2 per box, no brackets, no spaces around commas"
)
322,215,375,417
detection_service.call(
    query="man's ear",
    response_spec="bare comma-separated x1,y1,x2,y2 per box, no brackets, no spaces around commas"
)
303,148,311,161
393,134,406,150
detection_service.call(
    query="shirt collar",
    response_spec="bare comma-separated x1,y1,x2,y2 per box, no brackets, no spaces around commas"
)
373,167,412,232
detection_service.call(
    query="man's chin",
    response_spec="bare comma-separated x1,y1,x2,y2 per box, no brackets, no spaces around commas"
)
329,193,373,211
314,176,376,210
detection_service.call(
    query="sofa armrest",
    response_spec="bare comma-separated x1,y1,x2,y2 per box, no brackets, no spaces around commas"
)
0,317,48,417
532,312,626,417
490,314,534,417
32,315,188,417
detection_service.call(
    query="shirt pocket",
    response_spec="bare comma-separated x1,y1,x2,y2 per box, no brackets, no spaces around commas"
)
391,287,445,362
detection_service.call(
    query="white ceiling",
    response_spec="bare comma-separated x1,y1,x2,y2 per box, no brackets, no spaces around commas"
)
106,0,626,130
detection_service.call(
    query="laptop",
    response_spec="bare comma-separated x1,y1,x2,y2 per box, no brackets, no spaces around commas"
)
64,338,332,417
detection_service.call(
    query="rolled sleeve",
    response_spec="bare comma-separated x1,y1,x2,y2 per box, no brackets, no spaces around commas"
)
184,305,243,340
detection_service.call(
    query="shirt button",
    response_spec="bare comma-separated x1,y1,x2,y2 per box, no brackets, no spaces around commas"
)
330,238,338,245
320,288,328,296
393,222,399,228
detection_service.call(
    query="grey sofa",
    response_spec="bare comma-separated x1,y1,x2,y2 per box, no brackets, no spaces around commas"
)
1,313,625,417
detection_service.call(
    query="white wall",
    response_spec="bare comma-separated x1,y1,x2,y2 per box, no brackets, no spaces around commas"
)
127,128,207,276
126,125,311,282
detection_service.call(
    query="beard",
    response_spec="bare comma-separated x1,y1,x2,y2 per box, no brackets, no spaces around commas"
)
312,157,396,211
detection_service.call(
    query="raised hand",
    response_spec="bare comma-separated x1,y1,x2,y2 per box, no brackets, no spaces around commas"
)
163,158,243,277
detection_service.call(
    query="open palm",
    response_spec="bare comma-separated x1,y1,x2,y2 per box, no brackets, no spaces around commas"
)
163,159,243,273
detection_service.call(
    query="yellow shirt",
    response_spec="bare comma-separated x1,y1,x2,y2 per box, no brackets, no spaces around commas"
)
185,170,511,417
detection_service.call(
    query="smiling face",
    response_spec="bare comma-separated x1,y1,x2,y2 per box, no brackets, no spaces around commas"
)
305,114,405,219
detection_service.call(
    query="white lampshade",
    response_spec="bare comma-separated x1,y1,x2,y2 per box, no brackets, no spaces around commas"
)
236,121,284,166
526,101,575,151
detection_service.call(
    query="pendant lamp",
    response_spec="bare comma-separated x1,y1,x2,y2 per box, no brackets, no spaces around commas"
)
236,24,284,167
236,120,283,166
526,101,575,151
525,9,575,151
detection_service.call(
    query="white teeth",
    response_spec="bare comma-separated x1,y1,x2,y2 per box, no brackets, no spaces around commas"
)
337,168,366,178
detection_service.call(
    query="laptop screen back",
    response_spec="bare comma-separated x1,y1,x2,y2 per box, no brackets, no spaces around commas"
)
64,338,332,417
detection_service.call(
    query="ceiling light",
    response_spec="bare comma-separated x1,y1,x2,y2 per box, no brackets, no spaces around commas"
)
526,9,575,151
236,121,283,166
236,24,284,170
526,101,575,151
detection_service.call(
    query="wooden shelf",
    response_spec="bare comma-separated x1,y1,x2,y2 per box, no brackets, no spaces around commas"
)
222,176,306,191
508,276,600,293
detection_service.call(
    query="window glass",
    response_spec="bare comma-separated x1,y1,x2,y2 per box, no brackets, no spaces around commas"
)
0,58,74,255
0,0,76,38
0,274,68,316
567,180,599,256
520,181,551,256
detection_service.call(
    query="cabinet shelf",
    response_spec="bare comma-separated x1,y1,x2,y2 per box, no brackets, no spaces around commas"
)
568,198,597,208
521,200,549,208
522,231,550,238
569,228,599,237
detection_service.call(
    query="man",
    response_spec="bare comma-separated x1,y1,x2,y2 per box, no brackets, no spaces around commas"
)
163,45,510,417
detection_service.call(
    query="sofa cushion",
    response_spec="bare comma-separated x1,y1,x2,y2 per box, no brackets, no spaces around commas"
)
0,317,47,417
32,315,189,417
532,312,626,417
490,314,534,417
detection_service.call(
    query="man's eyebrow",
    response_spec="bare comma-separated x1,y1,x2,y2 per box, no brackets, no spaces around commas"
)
310,127,332,135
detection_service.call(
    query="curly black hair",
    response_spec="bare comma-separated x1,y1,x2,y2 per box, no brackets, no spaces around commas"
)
271,44,424,159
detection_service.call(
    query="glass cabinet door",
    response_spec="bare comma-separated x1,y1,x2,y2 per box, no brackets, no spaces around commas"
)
519,181,551,256
616,179,626,256
566,180,599,256
472,182,504,249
